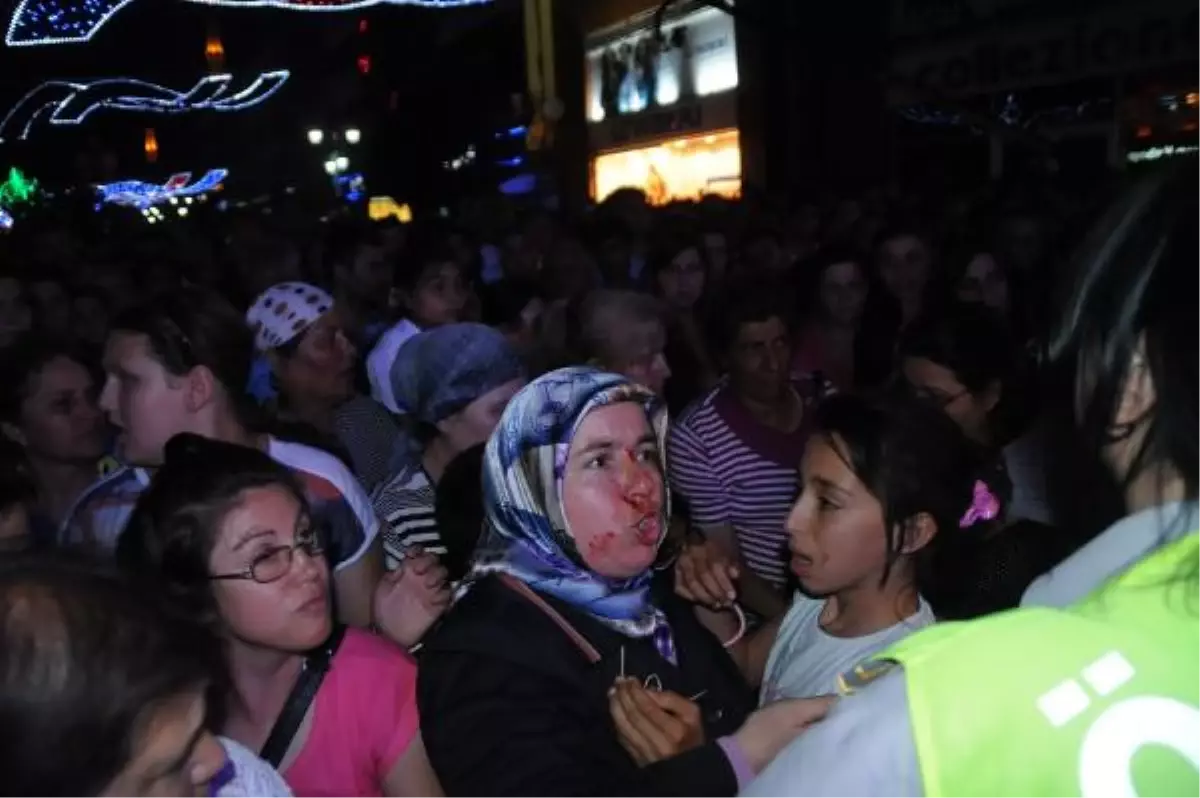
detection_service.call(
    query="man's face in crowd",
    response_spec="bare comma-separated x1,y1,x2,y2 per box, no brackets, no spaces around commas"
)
99,331,192,466
728,316,791,403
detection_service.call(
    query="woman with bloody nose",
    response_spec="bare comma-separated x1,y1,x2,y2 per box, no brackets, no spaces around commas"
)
417,368,832,796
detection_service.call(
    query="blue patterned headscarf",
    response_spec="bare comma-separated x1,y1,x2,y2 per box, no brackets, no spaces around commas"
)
468,366,676,662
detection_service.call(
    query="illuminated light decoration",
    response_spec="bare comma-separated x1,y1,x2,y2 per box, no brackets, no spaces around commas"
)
0,209,12,230
1127,144,1200,163
0,71,290,142
144,127,158,163
307,128,323,145
6,0,493,47
368,196,411,223
205,32,225,73
344,127,361,144
0,167,39,206
357,55,371,75
497,156,524,167
96,168,228,209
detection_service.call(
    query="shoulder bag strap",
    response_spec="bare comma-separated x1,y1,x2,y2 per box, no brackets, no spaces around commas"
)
259,625,347,768
497,574,602,665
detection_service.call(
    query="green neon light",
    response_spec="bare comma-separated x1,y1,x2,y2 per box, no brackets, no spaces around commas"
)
0,167,38,207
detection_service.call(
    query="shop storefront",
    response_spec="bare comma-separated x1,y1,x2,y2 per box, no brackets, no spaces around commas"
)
887,0,1198,177
584,3,740,204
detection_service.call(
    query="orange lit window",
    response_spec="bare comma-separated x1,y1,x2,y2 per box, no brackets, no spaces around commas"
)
591,129,741,205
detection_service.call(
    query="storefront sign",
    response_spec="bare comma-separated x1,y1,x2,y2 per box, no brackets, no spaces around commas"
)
585,5,738,123
589,88,737,152
890,1,1197,99
609,103,703,145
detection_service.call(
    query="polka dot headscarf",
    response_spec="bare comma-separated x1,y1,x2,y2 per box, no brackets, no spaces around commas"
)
245,282,335,352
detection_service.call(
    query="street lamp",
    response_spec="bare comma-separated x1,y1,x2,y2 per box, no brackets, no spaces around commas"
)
323,159,338,175
345,128,361,145
307,128,324,145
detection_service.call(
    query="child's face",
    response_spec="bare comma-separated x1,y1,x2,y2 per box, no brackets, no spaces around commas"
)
407,261,466,327
785,434,890,597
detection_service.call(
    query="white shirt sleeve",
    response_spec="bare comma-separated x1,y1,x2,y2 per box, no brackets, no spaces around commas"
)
216,737,293,798
741,669,924,797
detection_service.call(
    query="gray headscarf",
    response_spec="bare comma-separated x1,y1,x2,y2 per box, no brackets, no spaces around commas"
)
385,323,524,473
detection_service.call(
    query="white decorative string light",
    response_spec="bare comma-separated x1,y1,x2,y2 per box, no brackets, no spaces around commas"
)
0,70,289,141
7,0,492,47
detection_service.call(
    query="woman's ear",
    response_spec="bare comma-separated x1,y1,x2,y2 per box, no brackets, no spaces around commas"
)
900,512,938,555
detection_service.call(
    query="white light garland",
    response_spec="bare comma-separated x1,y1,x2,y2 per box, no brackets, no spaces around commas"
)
7,0,492,47
0,70,289,141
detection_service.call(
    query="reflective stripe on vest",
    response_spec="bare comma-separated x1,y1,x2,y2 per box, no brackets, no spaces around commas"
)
882,533,1199,797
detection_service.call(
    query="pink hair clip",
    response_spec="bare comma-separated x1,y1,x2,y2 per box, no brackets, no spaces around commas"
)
959,480,1000,528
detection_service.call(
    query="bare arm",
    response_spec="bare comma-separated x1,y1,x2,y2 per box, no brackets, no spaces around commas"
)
703,524,788,619
382,734,444,797
334,535,383,627
694,606,784,687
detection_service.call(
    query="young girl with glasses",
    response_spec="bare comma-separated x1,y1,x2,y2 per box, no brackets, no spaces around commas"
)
117,433,443,797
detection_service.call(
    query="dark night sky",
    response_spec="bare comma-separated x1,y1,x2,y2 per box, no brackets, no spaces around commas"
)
0,0,526,199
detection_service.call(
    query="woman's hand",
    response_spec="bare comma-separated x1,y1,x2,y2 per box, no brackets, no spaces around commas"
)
373,547,452,648
608,678,705,766
675,538,739,609
732,696,836,773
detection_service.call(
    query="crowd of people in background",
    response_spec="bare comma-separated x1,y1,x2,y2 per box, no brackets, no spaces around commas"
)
0,162,1194,797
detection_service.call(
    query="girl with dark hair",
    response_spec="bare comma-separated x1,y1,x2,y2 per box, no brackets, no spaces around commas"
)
735,165,1198,795
665,393,993,705
898,302,1053,521
874,224,935,331
649,229,721,414
118,433,444,796
0,556,288,796
365,233,468,414
791,249,893,392
898,303,1086,617
0,336,108,547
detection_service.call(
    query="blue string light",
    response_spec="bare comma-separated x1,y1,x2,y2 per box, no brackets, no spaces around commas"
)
97,168,228,209
0,71,289,141
0,209,12,230
7,0,493,47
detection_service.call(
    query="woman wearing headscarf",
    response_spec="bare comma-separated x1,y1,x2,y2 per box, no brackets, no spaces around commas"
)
371,323,525,570
246,282,401,491
417,367,833,796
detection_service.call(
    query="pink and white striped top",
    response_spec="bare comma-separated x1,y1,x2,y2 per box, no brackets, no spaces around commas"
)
667,377,831,589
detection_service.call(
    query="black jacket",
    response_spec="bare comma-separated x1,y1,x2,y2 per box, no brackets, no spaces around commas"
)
418,573,754,796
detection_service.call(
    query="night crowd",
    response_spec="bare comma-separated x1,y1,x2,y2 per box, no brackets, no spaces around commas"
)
0,163,1195,796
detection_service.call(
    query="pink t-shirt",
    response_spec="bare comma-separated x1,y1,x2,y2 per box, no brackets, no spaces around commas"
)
283,629,421,797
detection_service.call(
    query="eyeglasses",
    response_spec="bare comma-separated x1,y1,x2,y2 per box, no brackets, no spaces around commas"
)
911,386,970,409
209,530,326,584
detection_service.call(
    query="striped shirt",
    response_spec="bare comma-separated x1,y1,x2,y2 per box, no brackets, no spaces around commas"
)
371,463,443,570
667,378,830,589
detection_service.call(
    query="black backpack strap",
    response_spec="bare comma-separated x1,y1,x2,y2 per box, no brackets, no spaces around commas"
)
259,625,347,768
